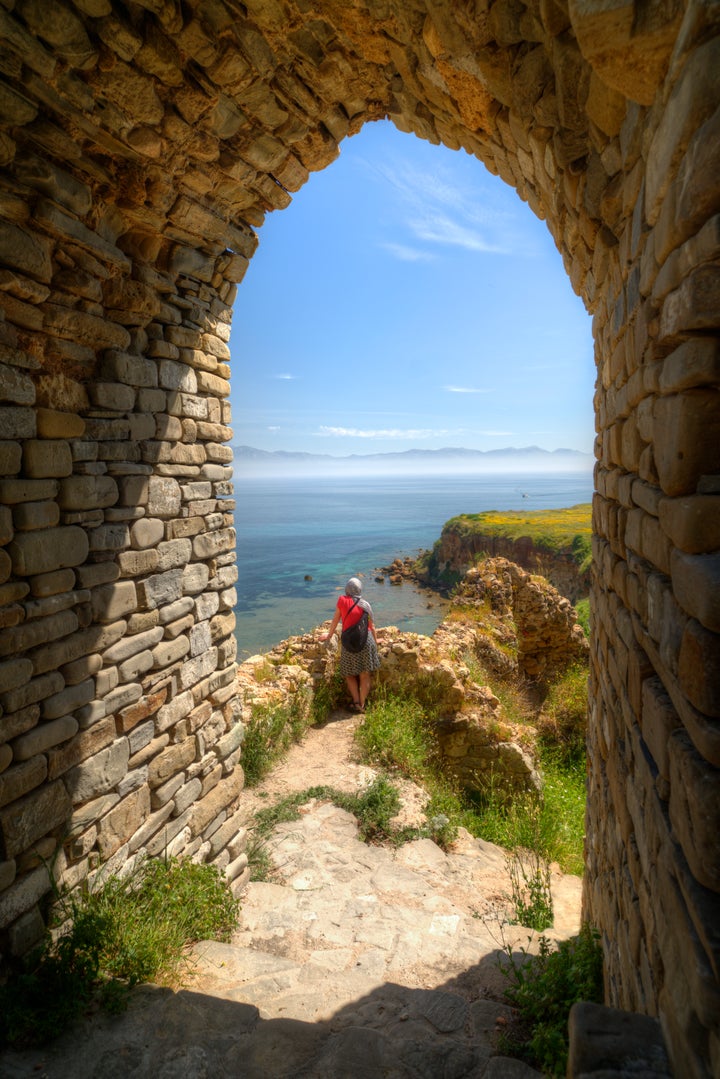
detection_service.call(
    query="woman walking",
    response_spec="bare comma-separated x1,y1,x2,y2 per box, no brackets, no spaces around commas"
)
321,577,380,712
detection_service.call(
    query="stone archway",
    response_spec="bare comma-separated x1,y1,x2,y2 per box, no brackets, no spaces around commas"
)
0,2,718,1072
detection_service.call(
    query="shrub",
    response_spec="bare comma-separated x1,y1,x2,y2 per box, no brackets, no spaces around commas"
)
0,857,239,1049
499,923,603,1076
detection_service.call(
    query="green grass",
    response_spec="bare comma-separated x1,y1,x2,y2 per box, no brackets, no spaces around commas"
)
355,682,587,876
241,693,311,786
499,923,603,1076
354,692,438,780
575,597,590,637
0,857,240,1049
442,504,592,569
537,662,589,767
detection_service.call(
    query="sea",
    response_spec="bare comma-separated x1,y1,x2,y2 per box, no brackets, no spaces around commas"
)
233,470,594,659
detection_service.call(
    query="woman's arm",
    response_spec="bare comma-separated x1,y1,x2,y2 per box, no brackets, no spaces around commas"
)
320,607,341,642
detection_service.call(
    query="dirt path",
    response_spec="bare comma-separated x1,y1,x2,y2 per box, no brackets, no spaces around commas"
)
238,706,583,935
239,706,430,830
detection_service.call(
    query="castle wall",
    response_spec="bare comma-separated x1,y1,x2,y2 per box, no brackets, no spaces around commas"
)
0,2,717,1072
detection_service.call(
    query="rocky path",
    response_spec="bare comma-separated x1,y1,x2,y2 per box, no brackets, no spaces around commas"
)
1,709,583,1079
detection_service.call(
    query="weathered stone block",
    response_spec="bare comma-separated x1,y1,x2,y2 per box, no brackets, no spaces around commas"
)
678,618,720,716
103,625,164,666
669,730,720,892
98,786,151,858
12,716,79,762
41,679,95,720
129,517,164,550
147,736,196,788
8,526,89,576
13,500,60,531
64,739,130,803
0,609,79,659
0,864,53,930
154,691,194,736
671,550,720,634
35,408,85,439
0,362,35,407
182,562,210,595
156,538,192,570
61,653,103,687
116,688,167,734
152,636,190,668
46,715,117,782
118,549,159,577
0,221,52,281
118,649,154,683
0,478,57,504
0,657,33,696
653,391,720,496
146,475,181,517
0,779,71,859
91,580,137,623
0,755,48,810
660,496,720,555
59,475,119,510
137,568,184,610
0,440,22,476
22,440,73,479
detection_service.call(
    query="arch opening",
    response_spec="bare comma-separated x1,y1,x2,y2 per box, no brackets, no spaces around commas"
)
0,3,718,1072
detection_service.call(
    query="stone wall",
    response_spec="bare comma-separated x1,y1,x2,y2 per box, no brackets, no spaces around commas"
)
0,2,718,1074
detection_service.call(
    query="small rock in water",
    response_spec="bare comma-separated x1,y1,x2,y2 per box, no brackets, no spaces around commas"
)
304,574,312,581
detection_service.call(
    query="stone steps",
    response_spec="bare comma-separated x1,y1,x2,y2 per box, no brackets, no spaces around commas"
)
0,792,587,1077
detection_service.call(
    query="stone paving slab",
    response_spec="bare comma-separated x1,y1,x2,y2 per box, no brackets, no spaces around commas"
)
0,794,578,1077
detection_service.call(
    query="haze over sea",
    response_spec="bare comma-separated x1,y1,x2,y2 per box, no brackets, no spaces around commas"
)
234,468,593,658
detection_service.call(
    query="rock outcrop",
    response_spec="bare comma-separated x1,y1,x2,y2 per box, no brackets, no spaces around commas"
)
451,558,589,682
423,527,591,604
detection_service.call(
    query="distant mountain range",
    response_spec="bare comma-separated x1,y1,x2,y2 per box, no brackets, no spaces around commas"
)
233,445,594,475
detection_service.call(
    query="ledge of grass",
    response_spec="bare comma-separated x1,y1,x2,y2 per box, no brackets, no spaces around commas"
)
443,504,592,569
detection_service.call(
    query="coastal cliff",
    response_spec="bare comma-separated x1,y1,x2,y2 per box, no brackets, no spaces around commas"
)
417,504,592,604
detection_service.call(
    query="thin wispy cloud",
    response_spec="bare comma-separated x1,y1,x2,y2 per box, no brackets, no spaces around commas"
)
273,373,297,380
267,425,280,431
444,385,491,394
410,213,506,254
318,426,450,440
380,242,434,262
365,157,515,257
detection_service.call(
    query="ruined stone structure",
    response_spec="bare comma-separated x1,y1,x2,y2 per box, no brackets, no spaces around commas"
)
0,1,717,1074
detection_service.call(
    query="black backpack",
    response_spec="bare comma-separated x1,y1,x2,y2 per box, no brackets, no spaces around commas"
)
341,599,369,653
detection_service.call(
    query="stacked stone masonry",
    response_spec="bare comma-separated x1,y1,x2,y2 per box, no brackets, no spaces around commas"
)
0,1,717,1074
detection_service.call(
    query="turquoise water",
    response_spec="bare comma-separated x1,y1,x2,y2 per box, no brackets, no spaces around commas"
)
233,470,593,657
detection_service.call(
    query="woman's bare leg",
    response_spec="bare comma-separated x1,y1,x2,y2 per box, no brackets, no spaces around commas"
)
358,672,371,709
345,675,361,707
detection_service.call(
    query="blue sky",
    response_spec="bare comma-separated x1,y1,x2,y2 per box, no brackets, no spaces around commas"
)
229,119,596,458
